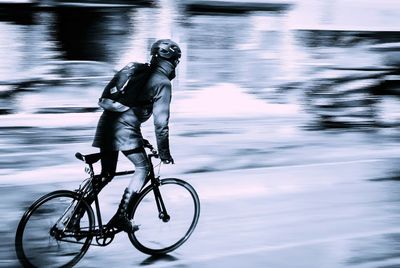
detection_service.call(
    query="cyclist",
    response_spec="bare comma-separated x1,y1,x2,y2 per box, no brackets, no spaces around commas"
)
90,39,181,232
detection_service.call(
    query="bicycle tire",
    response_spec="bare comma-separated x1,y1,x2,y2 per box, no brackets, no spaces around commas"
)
15,190,95,268
128,178,200,255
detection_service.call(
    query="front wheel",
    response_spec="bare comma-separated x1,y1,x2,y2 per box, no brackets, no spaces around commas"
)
15,190,95,268
128,178,200,255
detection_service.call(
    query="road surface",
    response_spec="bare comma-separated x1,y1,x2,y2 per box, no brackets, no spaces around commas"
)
2,154,400,267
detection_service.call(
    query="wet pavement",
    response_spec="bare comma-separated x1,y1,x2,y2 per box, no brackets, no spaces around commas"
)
2,151,400,267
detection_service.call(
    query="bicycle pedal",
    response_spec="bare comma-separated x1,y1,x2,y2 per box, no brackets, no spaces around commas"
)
131,222,139,232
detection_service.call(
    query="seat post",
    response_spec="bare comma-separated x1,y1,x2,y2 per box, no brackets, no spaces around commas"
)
87,164,95,177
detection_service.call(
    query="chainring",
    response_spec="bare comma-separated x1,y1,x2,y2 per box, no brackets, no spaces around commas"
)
95,227,117,246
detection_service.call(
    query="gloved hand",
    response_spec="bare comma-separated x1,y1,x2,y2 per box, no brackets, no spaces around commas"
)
161,156,174,164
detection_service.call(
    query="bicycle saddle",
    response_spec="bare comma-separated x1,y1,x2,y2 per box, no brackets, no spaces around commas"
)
75,152,101,164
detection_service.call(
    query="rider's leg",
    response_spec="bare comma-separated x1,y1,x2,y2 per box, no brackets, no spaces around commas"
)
123,147,151,193
84,150,119,204
68,150,118,233
107,147,150,232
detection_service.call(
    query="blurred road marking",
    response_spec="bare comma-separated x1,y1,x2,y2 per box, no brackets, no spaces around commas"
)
148,228,400,268
0,158,387,186
194,158,387,201
261,158,385,170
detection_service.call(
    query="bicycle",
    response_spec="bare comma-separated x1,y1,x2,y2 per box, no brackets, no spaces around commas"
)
15,141,200,268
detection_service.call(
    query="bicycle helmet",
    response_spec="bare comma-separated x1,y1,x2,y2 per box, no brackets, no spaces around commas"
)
150,39,181,60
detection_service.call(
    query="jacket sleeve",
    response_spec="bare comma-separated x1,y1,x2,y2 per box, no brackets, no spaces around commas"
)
152,82,172,159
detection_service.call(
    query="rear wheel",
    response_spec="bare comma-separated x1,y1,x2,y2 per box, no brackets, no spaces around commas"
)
15,190,95,268
128,178,200,255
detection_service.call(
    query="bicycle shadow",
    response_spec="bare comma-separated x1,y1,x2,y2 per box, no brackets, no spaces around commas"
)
139,254,179,266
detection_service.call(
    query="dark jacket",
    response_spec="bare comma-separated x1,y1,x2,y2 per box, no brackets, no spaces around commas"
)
92,60,174,159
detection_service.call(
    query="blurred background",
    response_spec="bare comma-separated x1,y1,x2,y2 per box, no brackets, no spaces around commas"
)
1,0,400,267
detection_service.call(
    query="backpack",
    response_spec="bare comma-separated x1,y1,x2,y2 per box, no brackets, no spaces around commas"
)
98,62,152,112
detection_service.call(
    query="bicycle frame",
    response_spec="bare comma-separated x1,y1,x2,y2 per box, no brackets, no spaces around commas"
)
74,146,170,238
16,141,199,268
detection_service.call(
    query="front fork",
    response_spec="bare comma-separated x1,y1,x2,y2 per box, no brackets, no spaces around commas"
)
151,177,170,223
147,154,170,223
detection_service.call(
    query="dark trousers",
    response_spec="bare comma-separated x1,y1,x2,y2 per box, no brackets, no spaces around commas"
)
86,147,150,204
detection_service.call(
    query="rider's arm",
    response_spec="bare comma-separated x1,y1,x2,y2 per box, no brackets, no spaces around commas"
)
152,82,172,160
